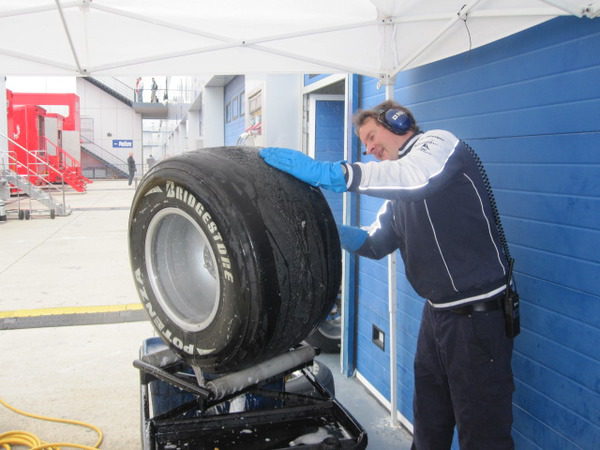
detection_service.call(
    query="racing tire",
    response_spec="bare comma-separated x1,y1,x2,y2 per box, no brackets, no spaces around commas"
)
129,147,341,373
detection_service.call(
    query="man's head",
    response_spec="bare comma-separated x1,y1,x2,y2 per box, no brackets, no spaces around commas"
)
353,101,419,160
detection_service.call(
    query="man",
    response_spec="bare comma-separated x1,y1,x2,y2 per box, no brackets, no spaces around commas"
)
260,100,515,449
135,77,143,102
147,154,156,169
150,77,158,103
127,153,136,186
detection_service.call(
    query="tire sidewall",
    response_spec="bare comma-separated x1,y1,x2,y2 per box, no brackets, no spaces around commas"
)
130,170,257,369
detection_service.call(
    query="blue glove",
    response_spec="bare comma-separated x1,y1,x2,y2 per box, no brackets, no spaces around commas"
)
260,147,347,192
338,225,368,252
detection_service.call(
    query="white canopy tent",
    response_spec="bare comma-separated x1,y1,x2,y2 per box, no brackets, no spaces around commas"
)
1,0,597,429
0,0,597,79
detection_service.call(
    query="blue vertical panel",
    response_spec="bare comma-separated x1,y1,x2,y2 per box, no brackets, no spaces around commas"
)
224,76,245,146
342,74,361,376
355,16,600,449
313,100,344,224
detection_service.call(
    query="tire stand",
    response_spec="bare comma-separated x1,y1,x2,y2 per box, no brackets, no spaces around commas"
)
134,338,367,450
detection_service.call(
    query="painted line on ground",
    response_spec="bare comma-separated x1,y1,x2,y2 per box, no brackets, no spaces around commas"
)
0,303,147,330
70,206,131,211
0,303,144,318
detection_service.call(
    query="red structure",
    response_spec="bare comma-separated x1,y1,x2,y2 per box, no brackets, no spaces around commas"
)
6,101,48,184
11,92,80,132
6,91,90,192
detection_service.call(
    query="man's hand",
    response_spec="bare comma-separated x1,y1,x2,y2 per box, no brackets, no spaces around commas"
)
260,147,347,192
338,225,368,252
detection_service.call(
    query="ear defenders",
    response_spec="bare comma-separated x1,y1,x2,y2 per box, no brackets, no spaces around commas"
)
378,108,413,135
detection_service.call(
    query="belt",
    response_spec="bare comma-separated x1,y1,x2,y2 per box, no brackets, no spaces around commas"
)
451,296,503,315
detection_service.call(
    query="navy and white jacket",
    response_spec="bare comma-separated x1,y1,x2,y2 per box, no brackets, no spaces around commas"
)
343,130,509,309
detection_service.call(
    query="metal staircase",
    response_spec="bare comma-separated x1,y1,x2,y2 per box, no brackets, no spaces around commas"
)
1,131,72,219
1,168,70,217
44,137,91,192
80,136,129,178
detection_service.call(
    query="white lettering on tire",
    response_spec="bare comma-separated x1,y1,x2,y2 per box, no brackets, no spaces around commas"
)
165,181,234,283
134,267,216,356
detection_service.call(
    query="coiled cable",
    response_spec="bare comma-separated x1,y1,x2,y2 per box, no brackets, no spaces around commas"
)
0,397,103,450
464,142,512,261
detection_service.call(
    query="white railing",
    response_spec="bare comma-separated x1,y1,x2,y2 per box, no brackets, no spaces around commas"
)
0,131,67,208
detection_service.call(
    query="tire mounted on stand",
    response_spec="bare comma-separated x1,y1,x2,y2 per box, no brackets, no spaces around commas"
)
129,147,341,374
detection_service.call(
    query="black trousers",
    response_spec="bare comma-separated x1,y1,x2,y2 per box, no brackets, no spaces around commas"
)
411,302,514,450
128,171,135,186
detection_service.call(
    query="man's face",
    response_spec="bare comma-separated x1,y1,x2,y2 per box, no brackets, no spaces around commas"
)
358,117,408,161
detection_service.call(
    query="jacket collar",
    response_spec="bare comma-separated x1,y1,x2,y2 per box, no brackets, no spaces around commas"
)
397,132,423,159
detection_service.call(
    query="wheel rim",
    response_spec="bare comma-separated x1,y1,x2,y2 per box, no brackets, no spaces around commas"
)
318,302,341,339
145,207,221,332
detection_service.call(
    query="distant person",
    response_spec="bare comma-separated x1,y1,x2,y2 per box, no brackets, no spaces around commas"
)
150,78,158,103
135,77,143,102
127,153,136,186
147,154,156,169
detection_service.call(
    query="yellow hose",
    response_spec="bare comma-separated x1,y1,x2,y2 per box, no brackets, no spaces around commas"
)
0,397,103,450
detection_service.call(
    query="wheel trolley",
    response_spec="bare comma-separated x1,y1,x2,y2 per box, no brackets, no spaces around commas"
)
135,338,367,450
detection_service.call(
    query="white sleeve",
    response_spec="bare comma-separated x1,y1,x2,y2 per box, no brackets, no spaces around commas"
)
347,130,460,199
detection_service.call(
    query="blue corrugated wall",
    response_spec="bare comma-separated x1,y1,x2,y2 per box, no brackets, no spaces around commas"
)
314,99,345,224
304,74,331,86
224,76,245,146
353,16,600,449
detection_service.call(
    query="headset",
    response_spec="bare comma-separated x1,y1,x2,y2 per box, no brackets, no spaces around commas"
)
377,108,413,135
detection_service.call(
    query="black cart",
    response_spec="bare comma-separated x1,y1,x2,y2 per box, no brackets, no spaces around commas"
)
135,337,368,450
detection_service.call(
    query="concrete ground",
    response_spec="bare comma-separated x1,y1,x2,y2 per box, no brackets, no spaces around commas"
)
0,178,412,449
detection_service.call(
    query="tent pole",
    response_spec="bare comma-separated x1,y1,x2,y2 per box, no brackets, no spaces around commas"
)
0,74,7,167
54,0,84,75
384,76,399,429
341,74,359,377
0,48,75,73
392,0,484,76
0,74,7,221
